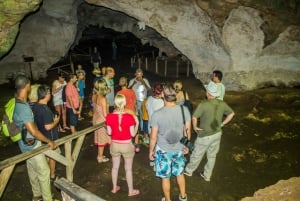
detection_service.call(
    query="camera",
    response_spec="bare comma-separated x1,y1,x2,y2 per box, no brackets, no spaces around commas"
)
180,136,194,151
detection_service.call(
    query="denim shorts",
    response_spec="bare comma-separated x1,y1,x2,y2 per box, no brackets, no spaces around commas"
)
67,107,78,126
154,145,185,178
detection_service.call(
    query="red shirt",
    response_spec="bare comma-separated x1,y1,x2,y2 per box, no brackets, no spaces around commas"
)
106,113,135,141
117,88,136,112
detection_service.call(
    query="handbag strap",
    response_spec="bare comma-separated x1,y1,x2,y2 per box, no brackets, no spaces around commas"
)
183,90,187,101
180,105,187,137
180,105,185,124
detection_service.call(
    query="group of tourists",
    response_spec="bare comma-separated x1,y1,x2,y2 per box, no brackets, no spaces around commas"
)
12,61,234,201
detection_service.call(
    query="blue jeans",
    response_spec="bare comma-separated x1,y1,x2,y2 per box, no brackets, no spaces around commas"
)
185,131,222,180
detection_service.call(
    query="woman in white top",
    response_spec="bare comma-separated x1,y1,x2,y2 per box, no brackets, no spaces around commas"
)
52,73,69,132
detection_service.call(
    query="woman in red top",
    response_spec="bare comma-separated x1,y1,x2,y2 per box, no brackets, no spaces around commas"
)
106,94,140,197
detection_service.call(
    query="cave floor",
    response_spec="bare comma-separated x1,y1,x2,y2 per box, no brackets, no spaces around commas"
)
0,58,299,201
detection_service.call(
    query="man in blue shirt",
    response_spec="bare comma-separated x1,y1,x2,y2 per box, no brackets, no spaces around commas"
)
13,75,57,201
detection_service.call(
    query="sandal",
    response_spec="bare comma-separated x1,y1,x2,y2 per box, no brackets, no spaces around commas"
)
78,117,84,121
111,186,120,194
63,126,70,130
134,144,140,153
128,189,140,197
58,128,66,133
97,156,109,163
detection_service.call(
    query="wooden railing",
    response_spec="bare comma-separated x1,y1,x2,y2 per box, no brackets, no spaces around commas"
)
131,55,192,78
0,122,105,199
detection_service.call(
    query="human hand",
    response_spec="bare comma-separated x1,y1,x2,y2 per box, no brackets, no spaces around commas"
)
48,141,57,149
149,151,155,161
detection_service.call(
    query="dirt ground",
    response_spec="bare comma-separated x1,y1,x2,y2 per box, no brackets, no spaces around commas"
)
0,59,299,201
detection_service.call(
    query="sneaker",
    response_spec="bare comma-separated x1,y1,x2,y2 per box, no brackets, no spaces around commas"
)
32,196,43,201
143,137,150,144
200,172,210,182
179,194,188,201
183,170,192,177
161,197,166,201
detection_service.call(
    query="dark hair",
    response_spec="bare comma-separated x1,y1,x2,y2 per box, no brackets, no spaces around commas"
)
15,75,30,90
152,83,163,97
213,70,223,81
58,72,65,78
37,85,50,100
162,83,176,102
67,74,76,82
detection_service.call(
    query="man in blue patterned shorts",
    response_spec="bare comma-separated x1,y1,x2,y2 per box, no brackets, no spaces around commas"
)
149,83,191,201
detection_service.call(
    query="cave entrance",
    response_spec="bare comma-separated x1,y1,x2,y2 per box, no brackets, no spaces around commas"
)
70,26,159,68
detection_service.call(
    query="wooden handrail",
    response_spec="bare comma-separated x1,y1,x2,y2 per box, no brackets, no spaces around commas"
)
0,122,104,171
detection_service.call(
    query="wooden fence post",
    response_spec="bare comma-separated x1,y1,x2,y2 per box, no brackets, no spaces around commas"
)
138,58,141,69
155,58,158,74
164,60,168,77
145,57,148,70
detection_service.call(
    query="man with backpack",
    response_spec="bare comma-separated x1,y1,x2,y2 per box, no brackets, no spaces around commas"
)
13,75,57,201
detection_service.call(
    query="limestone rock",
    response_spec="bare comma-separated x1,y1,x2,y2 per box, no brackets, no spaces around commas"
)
0,0,42,57
241,177,300,201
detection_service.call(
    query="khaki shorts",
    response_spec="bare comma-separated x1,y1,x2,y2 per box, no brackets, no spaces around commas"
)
110,141,135,158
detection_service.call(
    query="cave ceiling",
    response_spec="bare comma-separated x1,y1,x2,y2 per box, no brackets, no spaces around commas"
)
0,0,299,90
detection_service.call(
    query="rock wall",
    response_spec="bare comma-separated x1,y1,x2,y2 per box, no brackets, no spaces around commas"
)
0,0,299,89
241,177,300,201
0,0,79,81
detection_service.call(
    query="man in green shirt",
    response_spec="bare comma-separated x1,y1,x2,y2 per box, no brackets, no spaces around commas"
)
184,81,234,182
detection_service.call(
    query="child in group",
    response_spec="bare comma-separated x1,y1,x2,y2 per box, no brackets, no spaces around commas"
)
76,64,86,76
77,71,85,120
141,98,149,145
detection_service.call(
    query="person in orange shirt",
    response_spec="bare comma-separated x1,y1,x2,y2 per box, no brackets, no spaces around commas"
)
116,77,136,113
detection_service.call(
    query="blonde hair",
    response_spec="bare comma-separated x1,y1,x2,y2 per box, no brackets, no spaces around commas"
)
114,94,126,131
173,80,183,93
28,84,40,102
94,79,107,96
114,94,126,110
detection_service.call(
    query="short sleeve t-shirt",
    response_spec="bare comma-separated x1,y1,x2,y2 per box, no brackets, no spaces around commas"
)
13,101,37,152
150,105,191,152
106,113,135,141
65,83,80,109
32,103,59,141
193,99,233,137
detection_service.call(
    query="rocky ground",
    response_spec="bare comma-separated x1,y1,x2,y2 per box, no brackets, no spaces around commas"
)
0,59,299,201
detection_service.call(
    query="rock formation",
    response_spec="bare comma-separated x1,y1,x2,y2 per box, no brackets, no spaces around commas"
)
0,0,299,89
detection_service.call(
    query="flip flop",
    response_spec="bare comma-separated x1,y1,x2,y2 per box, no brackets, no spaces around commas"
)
111,186,120,194
128,189,140,197
63,126,70,130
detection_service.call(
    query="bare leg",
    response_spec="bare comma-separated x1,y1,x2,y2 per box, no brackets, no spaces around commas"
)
98,146,104,158
162,178,171,201
48,158,56,179
176,174,186,199
111,156,121,191
124,157,134,192
62,104,68,128
54,105,63,130
70,125,76,134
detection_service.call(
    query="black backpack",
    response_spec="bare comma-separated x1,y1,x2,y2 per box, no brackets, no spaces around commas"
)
62,85,67,103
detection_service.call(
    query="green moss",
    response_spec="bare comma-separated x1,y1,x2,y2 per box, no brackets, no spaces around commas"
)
0,25,19,58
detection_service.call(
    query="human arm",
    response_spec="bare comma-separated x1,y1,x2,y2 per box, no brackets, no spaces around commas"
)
192,116,203,132
51,81,62,94
44,114,60,131
149,126,158,161
141,78,151,90
221,112,235,127
24,122,56,149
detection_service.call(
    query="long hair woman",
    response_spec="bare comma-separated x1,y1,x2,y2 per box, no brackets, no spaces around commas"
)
106,94,140,196
93,79,111,163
